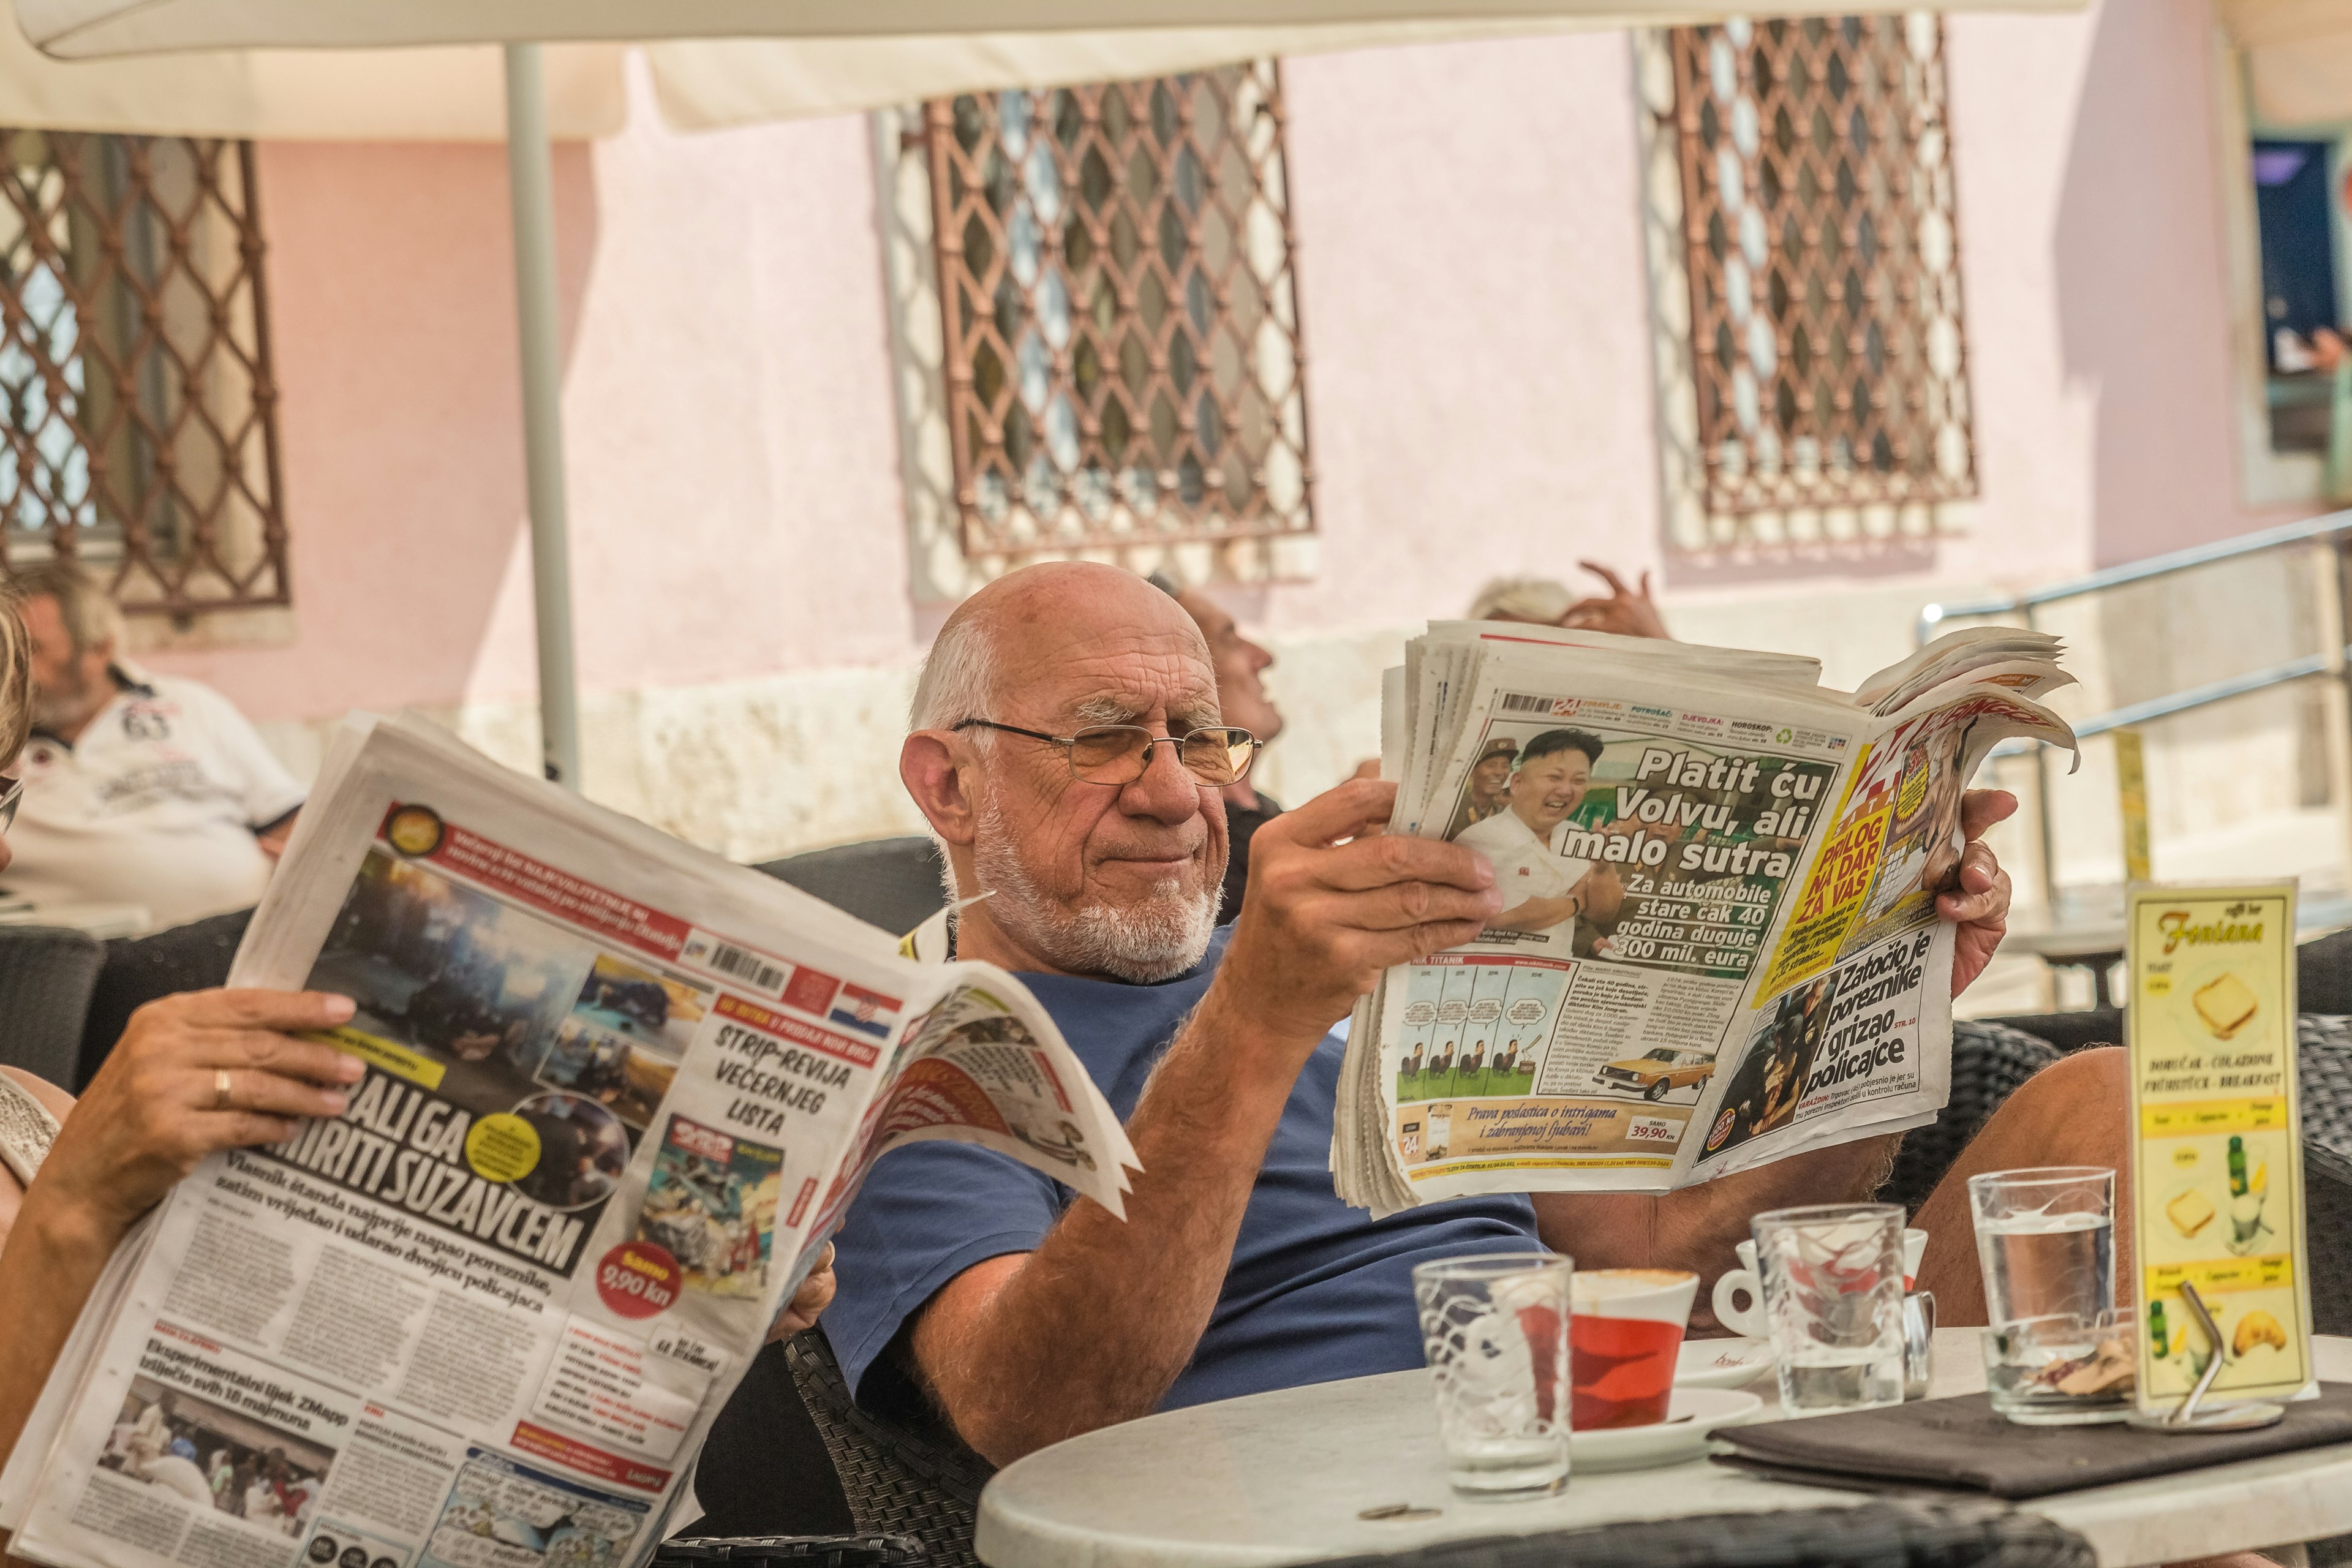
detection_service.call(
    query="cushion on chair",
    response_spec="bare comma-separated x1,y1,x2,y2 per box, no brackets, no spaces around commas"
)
77,908,254,1091
0,925,105,1087
754,840,946,939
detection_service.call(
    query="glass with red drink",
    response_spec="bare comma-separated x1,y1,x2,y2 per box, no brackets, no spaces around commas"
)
1570,1268,1699,1429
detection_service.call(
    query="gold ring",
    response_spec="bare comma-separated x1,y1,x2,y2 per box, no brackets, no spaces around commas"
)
213,1069,233,1112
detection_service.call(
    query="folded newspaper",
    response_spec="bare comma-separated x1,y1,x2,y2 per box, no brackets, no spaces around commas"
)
1336,624,2078,1215
1,714,1137,1568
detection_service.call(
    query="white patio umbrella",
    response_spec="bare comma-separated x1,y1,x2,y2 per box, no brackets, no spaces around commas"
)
14,0,2087,788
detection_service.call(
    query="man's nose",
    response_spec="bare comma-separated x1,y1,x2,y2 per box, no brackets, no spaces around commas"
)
1118,737,1204,823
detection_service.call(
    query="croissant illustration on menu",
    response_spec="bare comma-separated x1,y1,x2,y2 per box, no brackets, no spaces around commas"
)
2232,1310,2287,1356
2193,972,2260,1039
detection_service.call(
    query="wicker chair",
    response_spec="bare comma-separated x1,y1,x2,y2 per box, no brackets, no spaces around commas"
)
1304,1501,2092,1568
782,1331,993,1568
1878,1020,2060,1214
655,1535,925,1568
0,924,105,1085
76,907,253,1090
2296,1016,2352,1340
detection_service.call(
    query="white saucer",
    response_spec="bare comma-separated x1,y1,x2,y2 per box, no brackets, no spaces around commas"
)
1674,1336,1774,1390
1571,1387,1765,1472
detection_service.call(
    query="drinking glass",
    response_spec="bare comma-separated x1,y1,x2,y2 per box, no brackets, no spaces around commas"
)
1981,1310,2137,1425
1413,1252,1572,1498
1752,1204,1907,1415
1967,1167,2115,1328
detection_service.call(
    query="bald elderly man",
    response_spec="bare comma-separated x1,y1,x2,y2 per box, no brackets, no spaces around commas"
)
822,563,2128,1465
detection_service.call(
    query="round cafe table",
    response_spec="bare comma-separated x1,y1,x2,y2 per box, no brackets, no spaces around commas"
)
976,1330,2352,1568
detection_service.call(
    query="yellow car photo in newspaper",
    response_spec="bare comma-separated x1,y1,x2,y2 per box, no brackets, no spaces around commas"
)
1594,1047,1717,1102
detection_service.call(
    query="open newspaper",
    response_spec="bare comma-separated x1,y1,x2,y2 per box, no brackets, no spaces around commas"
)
2,714,1136,1568
1336,624,2078,1215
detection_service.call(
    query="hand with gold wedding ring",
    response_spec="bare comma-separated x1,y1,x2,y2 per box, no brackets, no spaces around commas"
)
25,989,364,1243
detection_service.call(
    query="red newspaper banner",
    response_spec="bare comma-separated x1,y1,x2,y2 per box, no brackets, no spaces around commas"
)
401,812,693,960
510,1420,673,1493
714,993,881,1069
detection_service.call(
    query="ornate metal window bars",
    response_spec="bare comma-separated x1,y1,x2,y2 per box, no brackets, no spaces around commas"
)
0,134,287,617
923,64,1314,578
1666,15,1976,520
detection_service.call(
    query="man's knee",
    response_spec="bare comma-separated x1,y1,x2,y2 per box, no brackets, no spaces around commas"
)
1993,1045,2128,1145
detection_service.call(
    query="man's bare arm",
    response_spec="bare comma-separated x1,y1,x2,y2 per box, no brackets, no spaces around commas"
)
911,987,1308,1461
907,781,1499,1464
1532,1134,1898,1327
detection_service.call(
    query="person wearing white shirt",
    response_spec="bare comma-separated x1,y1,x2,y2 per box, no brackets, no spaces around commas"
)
3,561,303,933
1452,728,1623,948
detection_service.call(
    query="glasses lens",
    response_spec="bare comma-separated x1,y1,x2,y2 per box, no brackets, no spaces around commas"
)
1068,726,1154,783
1179,728,1254,785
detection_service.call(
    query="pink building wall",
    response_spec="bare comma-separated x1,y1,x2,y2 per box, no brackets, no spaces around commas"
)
141,0,2301,726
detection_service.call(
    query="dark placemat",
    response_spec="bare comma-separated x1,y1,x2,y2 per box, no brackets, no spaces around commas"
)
1710,1384,2352,1499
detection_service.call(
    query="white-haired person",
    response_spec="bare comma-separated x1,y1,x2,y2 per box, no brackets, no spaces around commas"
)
3,559,306,934
1471,560,1671,641
0,586,835,1517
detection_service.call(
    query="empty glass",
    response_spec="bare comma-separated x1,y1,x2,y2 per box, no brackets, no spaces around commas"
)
1967,1167,2116,1329
1752,1204,1907,1415
1982,1310,2137,1425
1412,1252,1572,1498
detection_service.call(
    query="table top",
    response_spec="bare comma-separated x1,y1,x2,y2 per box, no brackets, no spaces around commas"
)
976,1330,2352,1568
2001,889,2352,963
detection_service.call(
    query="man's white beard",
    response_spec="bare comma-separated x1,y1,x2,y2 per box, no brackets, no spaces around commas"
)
973,797,1219,984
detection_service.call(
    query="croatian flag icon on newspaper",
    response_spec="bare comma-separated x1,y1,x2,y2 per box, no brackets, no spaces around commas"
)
831,982,901,1038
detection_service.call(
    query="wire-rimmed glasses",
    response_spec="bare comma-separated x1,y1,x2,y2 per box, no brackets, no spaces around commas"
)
952,719,1262,787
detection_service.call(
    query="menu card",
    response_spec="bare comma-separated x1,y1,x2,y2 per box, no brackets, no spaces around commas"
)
2125,882,2315,1414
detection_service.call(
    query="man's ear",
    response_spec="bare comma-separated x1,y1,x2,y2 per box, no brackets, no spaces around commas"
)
901,732,978,848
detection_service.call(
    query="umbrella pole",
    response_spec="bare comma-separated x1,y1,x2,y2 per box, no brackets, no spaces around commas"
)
503,41,582,790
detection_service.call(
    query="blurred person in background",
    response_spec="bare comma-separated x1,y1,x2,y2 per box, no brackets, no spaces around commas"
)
0,586,836,1505
1150,572,1287,925
1471,561,1671,641
3,560,306,933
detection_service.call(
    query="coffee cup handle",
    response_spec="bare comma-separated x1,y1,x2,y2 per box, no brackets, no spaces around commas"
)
1712,1268,1767,1338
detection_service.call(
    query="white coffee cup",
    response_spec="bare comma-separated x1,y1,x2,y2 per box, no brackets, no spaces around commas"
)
1712,1226,1927,1339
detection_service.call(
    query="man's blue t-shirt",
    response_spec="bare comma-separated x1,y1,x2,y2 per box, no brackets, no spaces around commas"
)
822,928,1545,1411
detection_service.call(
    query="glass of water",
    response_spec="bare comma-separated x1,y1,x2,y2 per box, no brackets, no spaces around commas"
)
1967,1167,2115,1328
1412,1252,1572,1498
1752,1204,1907,1415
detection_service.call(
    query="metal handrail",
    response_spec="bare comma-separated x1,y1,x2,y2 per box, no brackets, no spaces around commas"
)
1917,507,2352,908
1916,506,2352,646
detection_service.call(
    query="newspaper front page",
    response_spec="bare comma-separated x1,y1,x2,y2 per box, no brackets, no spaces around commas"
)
1338,626,2076,1213
2,716,1135,1568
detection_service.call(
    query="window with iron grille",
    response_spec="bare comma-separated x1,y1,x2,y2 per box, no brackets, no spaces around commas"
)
1649,15,1975,543
0,133,286,617
922,64,1314,581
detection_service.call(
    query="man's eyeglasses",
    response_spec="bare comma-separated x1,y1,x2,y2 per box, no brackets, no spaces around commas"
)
953,720,1262,787
0,775,20,832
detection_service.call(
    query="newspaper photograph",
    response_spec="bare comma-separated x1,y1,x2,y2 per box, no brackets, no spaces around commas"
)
1,714,1141,1568
1337,624,2076,1214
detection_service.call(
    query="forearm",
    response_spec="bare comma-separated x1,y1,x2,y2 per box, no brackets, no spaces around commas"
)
916,992,1304,1461
0,1191,123,1476
1532,1133,1899,1324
